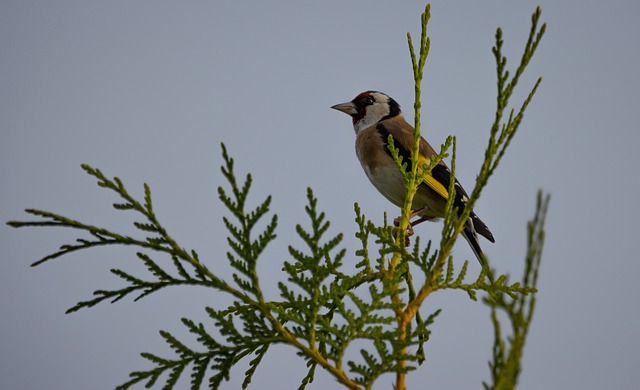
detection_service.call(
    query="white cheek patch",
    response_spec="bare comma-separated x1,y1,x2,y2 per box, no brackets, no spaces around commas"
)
354,120,372,133
354,94,391,133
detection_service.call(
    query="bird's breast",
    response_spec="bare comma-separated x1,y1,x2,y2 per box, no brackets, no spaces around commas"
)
355,127,407,208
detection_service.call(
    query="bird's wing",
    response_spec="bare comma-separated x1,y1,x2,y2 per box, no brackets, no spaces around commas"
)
375,118,494,243
375,118,454,202
374,118,496,263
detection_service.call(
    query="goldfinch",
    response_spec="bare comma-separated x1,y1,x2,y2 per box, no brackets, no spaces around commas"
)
331,91,495,265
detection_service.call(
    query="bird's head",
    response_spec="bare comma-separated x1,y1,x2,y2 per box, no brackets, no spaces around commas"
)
331,91,402,133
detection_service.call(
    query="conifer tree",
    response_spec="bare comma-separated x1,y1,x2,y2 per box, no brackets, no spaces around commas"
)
8,4,548,389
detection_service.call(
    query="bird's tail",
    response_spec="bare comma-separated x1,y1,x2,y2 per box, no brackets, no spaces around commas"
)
470,212,495,243
462,221,495,283
462,226,485,266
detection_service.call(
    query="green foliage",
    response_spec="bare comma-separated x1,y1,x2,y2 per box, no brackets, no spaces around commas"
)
483,191,550,390
7,4,548,390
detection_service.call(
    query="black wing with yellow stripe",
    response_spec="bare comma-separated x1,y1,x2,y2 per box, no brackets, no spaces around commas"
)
376,123,495,243
430,163,494,243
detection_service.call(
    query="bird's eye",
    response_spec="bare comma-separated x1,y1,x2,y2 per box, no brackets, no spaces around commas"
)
363,96,374,105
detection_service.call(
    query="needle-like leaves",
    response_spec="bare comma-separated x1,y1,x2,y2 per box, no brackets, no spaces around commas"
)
7,4,547,390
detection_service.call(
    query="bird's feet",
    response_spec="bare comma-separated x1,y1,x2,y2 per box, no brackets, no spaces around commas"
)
392,217,414,247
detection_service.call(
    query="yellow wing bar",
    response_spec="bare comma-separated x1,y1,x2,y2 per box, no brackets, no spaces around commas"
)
416,157,450,200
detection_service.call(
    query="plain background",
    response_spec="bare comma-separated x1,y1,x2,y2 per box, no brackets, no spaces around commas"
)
2,1,640,389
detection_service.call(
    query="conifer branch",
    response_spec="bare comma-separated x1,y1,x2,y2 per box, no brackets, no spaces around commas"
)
483,191,549,390
6,4,548,389
402,5,546,329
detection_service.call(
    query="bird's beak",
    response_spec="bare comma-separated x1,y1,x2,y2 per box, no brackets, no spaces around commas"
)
331,101,357,115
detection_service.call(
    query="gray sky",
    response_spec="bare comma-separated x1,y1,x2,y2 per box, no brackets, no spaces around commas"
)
2,1,639,389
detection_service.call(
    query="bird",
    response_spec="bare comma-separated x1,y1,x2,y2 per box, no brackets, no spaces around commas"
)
331,90,495,266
